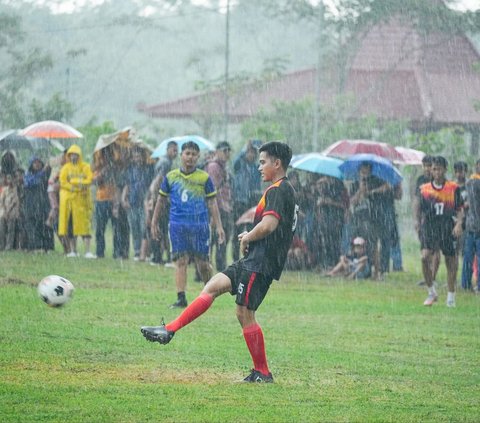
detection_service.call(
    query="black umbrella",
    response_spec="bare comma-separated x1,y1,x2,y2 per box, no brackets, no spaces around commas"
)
0,129,34,152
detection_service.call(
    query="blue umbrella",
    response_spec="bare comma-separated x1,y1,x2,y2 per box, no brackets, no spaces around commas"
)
290,153,343,179
151,135,215,159
339,153,403,186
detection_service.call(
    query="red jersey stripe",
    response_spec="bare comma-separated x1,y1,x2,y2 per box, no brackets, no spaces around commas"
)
254,178,285,224
244,272,257,307
263,210,281,220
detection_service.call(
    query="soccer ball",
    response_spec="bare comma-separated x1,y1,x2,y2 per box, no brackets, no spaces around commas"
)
37,275,74,307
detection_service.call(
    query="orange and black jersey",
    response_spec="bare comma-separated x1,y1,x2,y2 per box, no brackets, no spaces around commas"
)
242,177,298,280
419,180,463,223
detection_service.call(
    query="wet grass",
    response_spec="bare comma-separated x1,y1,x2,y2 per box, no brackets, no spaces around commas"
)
1,241,479,422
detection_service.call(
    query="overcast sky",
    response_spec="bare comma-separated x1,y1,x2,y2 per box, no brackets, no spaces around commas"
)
21,0,480,15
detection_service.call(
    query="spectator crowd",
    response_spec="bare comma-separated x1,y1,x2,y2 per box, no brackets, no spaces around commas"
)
1,137,479,306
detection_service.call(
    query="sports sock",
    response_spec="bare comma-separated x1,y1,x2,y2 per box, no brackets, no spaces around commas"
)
447,291,455,301
166,293,214,333
428,286,437,296
243,323,270,376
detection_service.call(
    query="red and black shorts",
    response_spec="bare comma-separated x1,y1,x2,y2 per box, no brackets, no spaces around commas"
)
222,261,273,311
419,220,456,256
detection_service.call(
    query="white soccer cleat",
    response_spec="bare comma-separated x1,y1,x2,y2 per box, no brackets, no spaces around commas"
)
423,294,438,306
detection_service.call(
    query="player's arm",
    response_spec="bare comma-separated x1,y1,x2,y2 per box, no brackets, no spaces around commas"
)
350,181,366,207
207,196,225,244
368,181,392,196
413,192,422,233
453,187,464,238
453,208,464,237
239,214,279,256
151,194,166,240
347,256,367,280
121,185,129,210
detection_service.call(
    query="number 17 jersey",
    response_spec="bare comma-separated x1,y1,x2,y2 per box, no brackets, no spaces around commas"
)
419,180,463,225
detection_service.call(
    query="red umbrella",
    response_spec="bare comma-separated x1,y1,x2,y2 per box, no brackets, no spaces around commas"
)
394,146,425,166
322,139,403,162
19,120,83,139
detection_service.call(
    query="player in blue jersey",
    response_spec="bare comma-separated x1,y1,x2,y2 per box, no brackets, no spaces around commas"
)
151,141,225,308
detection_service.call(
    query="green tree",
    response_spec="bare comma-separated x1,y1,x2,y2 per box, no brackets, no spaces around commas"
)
408,127,470,166
0,13,52,127
192,59,290,139
240,96,409,153
263,0,480,36
30,93,74,123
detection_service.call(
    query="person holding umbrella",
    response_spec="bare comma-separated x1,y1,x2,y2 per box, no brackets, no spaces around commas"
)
23,157,53,252
348,162,393,279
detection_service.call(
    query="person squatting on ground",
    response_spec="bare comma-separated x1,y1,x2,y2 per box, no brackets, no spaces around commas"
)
141,141,298,383
327,236,370,279
416,156,463,307
150,141,225,308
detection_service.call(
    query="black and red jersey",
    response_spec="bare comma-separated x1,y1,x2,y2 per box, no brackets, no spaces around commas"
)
419,180,463,224
242,177,297,280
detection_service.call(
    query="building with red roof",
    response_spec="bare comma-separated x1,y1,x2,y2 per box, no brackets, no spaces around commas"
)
138,18,480,151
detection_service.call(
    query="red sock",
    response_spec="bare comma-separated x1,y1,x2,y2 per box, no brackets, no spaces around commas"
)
243,323,270,376
165,293,214,333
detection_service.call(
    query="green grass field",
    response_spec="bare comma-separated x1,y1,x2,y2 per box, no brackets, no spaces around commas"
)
1,238,479,422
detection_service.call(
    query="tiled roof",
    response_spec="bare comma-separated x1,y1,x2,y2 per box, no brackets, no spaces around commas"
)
139,19,480,127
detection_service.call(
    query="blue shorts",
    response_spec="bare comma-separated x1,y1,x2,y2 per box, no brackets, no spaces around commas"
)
169,222,210,261
348,259,371,279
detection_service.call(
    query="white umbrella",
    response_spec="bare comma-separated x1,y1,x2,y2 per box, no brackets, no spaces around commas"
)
152,135,214,159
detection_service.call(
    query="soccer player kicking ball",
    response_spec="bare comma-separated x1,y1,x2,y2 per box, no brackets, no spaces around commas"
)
417,156,464,307
141,141,298,383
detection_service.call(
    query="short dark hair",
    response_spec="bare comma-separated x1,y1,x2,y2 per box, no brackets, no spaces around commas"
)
167,141,178,149
259,141,292,170
422,155,434,165
181,141,200,152
216,141,231,151
360,162,372,170
453,161,468,172
432,155,448,169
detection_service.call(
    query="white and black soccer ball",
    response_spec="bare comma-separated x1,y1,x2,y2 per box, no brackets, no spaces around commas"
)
38,275,74,307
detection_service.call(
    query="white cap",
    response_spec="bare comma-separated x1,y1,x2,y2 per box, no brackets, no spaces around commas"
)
353,237,366,246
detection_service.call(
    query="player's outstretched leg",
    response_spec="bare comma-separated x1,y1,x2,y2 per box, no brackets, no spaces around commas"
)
141,273,232,344
141,319,175,344
141,293,213,344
